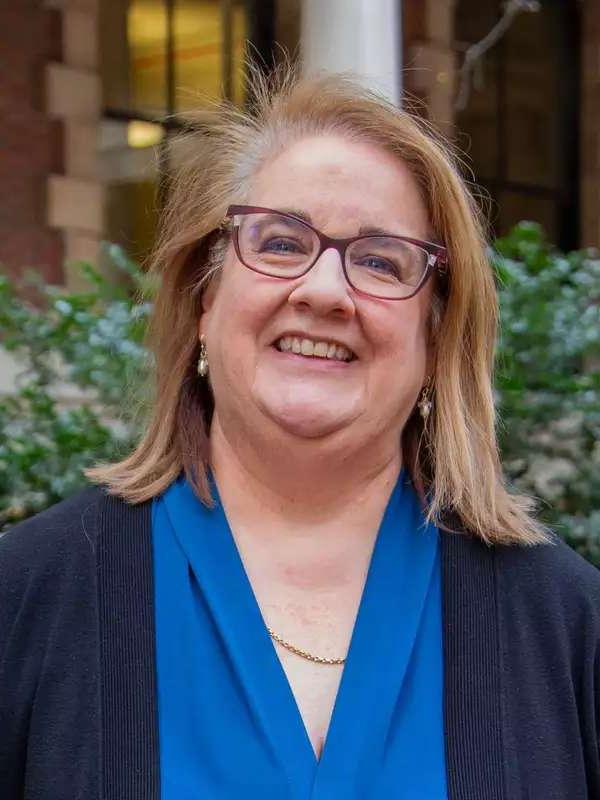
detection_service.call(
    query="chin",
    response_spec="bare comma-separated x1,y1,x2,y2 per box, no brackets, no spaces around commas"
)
251,375,365,440
259,401,361,440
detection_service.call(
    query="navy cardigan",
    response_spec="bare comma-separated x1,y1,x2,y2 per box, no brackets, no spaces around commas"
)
0,485,599,800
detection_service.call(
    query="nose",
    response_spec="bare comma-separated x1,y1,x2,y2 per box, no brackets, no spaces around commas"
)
287,247,356,318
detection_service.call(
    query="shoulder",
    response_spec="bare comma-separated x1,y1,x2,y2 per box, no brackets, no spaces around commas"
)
496,534,600,612
0,486,109,621
0,485,106,566
444,525,600,644
493,534,600,659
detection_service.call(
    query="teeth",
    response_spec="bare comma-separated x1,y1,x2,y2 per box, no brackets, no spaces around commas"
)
276,336,353,362
300,338,314,356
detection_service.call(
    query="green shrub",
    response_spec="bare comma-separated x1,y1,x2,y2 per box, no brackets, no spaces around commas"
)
0,245,152,524
493,223,599,564
1,227,599,564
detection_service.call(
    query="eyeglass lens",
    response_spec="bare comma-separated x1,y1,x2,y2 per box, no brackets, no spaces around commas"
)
235,212,430,299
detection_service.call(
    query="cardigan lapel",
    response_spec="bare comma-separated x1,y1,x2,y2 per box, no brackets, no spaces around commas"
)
97,494,160,800
96,492,508,800
441,527,507,800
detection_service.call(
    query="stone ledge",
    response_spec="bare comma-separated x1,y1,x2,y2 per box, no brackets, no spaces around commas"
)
46,62,101,120
47,174,104,234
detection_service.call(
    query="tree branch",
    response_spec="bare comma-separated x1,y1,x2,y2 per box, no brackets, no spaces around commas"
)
454,0,541,112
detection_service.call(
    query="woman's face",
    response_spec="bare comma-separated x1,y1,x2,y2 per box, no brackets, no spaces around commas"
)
200,135,435,448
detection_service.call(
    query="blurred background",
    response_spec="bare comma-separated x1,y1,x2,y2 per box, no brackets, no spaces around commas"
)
1,0,596,282
0,0,598,561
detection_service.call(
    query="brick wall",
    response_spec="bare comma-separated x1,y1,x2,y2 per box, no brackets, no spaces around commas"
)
0,2,64,282
581,1,600,248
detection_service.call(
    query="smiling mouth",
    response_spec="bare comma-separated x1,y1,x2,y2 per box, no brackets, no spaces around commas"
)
273,336,356,362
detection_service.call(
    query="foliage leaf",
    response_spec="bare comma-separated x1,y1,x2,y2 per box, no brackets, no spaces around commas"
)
1,231,599,566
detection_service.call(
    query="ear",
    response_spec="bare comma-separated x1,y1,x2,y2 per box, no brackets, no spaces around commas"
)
201,277,218,314
198,274,219,339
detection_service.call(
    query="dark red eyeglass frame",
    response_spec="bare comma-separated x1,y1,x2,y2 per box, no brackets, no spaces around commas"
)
225,204,448,301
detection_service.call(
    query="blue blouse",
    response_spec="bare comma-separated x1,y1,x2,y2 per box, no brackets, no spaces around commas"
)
152,470,448,799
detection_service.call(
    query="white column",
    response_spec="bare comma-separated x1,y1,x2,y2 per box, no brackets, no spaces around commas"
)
301,0,402,106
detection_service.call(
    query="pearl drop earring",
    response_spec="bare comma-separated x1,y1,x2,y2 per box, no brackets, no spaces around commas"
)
197,335,209,378
417,376,433,420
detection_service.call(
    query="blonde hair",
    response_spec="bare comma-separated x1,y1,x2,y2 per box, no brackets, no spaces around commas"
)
87,65,551,547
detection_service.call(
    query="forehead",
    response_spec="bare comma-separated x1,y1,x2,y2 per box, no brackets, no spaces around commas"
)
248,135,431,239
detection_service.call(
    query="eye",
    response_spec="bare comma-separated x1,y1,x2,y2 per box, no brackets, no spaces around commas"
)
261,237,306,254
356,255,399,276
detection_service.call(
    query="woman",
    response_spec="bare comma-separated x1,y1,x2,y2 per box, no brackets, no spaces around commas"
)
1,69,599,800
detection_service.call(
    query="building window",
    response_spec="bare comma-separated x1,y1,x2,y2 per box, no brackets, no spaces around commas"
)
99,0,251,261
454,0,580,249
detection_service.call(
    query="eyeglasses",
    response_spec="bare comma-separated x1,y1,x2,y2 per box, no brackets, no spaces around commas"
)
225,205,448,300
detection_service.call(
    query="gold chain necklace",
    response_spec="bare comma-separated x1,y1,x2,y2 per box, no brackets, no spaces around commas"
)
267,627,346,665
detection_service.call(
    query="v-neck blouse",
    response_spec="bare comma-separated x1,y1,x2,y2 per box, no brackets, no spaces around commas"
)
151,470,448,799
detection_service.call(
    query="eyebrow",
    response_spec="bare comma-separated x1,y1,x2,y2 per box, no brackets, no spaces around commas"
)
358,224,397,237
279,208,397,238
279,207,313,224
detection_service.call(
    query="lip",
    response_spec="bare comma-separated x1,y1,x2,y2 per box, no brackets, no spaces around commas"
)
270,331,358,359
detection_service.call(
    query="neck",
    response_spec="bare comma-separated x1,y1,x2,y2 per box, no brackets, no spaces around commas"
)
208,412,402,535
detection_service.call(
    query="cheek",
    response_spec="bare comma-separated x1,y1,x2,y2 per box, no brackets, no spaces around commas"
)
204,266,250,334
203,269,285,366
369,299,430,364
226,289,280,345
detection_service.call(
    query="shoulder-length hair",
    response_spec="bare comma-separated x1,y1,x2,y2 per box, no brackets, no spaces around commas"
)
87,65,551,547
